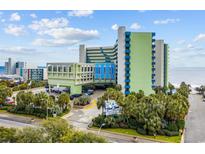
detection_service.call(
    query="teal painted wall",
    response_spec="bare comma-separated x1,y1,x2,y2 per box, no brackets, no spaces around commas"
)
129,32,154,95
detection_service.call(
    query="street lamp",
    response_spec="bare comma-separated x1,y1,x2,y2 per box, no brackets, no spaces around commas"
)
98,123,105,135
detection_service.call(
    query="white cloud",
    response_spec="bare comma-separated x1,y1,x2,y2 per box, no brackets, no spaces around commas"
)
187,44,194,49
30,17,99,47
130,22,141,30
177,39,186,45
30,13,37,19
68,10,93,17
4,25,24,36
29,18,69,30
111,24,118,31
38,27,99,40
10,12,21,21
0,46,35,54
194,33,205,42
32,27,99,47
32,38,80,47
153,18,180,25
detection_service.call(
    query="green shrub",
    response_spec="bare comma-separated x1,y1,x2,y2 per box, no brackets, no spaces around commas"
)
167,121,178,131
0,106,8,110
127,118,138,129
74,96,91,106
92,115,106,127
157,129,166,136
136,127,147,135
176,120,185,129
163,129,179,136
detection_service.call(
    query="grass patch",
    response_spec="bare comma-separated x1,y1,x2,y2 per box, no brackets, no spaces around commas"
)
0,110,7,113
6,111,42,120
92,127,181,143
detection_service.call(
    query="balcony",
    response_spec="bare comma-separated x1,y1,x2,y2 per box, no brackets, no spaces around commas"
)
152,62,156,66
152,50,156,54
125,79,130,83
125,38,130,42
125,73,130,77
125,61,130,65
152,39,156,42
125,49,130,54
152,45,156,49
125,90,130,95
125,67,130,71
152,85,156,89
125,85,130,89
125,32,131,37
152,56,156,60
125,55,130,60
125,43,130,48
152,68,156,72
152,33,156,37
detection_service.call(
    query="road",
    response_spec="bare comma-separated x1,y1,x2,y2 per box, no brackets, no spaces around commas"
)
63,90,104,130
0,119,35,128
184,94,205,143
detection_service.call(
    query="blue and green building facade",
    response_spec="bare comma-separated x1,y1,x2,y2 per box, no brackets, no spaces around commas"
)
80,26,169,95
47,26,169,95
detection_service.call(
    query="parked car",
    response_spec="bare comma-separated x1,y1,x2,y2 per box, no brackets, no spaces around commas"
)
51,87,70,94
85,89,94,96
5,97,15,105
70,94,82,100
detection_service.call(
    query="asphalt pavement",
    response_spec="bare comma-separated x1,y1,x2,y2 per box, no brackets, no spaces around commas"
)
63,90,104,130
184,94,205,143
0,118,35,128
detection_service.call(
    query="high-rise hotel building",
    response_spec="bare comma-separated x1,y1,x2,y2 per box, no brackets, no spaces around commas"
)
79,26,169,95
155,40,169,88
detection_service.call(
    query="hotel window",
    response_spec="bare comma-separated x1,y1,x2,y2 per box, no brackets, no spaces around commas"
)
58,66,62,72
63,66,68,72
69,67,72,72
53,66,57,72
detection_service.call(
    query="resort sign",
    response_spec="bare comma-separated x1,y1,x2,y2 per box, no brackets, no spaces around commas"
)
102,100,121,116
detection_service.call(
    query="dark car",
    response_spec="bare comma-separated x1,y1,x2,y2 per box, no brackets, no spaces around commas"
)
70,94,82,100
87,89,94,95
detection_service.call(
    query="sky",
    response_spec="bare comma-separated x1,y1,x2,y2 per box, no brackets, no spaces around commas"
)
0,10,205,68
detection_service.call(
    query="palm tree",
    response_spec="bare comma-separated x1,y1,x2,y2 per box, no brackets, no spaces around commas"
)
56,93,70,111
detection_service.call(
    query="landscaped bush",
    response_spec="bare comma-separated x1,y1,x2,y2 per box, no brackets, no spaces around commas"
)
93,82,190,137
163,129,179,136
176,120,185,130
136,127,147,135
7,92,70,118
74,96,91,106
166,121,179,131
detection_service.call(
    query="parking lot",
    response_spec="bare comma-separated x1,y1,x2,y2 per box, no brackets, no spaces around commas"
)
63,90,105,130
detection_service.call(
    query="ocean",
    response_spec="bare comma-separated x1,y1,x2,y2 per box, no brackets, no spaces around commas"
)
0,66,5,75
0,66,204,86
170,67,205,87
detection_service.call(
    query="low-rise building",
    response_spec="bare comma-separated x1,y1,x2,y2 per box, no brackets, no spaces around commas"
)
47,63,94,94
